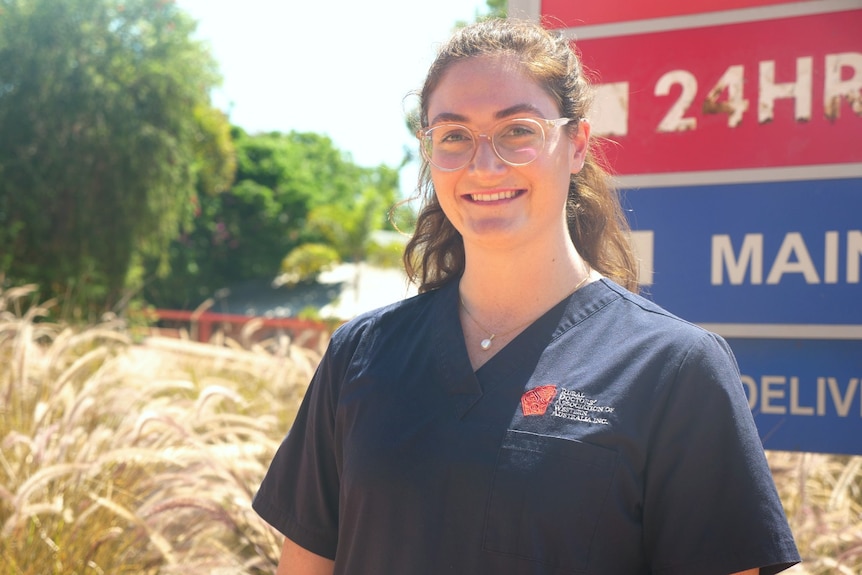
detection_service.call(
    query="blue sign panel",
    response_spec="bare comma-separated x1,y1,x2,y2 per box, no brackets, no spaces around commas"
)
729,338,861,455
625,176,862,455
624,177,861,327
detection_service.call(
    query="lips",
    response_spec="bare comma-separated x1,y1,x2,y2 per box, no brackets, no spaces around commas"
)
467,189,523,202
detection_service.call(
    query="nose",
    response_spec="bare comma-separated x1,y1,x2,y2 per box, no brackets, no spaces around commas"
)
470,134,505,172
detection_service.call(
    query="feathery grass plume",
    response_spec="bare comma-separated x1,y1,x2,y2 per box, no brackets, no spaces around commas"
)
2,284,858,572
767,451,862,574
1,287,317,573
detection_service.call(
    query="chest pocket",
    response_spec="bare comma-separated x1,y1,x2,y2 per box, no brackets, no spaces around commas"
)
482,429,617,573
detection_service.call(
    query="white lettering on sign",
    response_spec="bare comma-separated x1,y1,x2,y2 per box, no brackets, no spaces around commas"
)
712,234,763,284
655,70,698,132
741,374,861,417
640,53,862,133
759,57,813,123
825,53,862,120
766,232,819,284
711,231,862,285
704,64,749,127
592,82,630,136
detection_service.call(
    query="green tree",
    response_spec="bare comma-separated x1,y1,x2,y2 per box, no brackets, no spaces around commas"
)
486,0,506,18
0,0,231,320
144,129,401,309
305,169,399,265
282,168,400,287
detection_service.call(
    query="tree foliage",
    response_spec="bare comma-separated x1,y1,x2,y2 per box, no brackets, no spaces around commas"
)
143,129,401,309
279,242,341,285
485,0,506,19
0,0,232,319
305,176,398,264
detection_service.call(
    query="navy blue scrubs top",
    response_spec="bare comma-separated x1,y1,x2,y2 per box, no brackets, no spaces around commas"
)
253,278,800,575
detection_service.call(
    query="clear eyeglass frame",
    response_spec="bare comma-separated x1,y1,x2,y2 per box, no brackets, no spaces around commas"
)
417,116,574,172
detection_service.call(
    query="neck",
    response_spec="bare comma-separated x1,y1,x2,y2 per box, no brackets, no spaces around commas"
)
459,237,588,314
456,239,592,369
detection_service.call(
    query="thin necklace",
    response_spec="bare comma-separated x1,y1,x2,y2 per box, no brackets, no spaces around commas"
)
460,264,592,351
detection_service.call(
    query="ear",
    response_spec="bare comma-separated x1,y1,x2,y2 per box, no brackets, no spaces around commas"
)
569,119,590,175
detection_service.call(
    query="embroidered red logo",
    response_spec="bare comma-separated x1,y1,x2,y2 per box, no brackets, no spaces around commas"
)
521,385,558,416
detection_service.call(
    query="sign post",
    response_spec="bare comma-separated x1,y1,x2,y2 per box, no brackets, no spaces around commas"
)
510,0,862,454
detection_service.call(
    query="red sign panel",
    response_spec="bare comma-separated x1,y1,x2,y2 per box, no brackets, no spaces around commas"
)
574,9,862,175
542,0,810,27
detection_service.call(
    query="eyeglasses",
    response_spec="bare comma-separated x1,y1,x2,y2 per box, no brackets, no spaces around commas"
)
418,117,574,171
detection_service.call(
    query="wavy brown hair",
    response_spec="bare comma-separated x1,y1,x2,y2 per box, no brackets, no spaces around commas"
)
403,18,639,293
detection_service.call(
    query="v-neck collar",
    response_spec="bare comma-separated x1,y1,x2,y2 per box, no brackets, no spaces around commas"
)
429,279,622,418
430,281,480,413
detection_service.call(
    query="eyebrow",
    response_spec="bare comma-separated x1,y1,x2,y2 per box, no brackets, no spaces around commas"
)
428,103,548,126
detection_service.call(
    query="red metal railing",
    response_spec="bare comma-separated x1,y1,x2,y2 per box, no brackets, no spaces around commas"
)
153,309,333,349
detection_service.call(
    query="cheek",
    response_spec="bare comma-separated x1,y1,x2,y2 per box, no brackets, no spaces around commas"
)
430,172,458,199
540,154,575,195
430,174,460,213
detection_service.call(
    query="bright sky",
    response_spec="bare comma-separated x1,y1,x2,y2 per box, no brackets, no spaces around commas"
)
175,0,490,179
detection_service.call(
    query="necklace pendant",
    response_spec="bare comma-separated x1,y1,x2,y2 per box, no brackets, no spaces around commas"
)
480,337,493,351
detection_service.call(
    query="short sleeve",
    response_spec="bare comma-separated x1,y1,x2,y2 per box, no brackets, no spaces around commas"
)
252,344,344,559
643,332,800,575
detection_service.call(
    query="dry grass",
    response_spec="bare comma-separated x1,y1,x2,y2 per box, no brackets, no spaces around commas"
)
770,452,862,574
1,285,319,574
0,284,859,573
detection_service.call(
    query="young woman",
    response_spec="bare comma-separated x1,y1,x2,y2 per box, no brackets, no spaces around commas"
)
254,19,800,575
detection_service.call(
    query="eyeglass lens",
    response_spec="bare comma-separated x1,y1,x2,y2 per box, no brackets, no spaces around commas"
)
422,118,545,170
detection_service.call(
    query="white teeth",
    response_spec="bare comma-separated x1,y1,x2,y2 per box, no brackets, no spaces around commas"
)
470,190,517,202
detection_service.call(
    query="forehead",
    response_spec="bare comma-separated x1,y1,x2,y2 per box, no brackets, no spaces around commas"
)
427,54,559,124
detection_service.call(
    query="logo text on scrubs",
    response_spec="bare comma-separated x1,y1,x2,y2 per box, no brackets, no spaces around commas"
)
521,385,558,416
553,389,614,425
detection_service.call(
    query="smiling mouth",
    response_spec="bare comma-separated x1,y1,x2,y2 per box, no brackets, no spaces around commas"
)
468,190,523,202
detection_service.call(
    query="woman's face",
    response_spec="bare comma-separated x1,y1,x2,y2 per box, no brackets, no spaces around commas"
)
425,54,589,252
